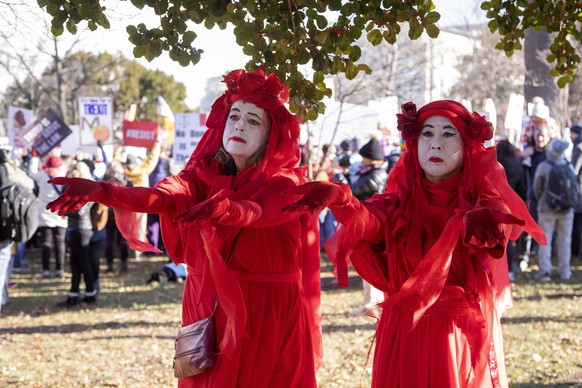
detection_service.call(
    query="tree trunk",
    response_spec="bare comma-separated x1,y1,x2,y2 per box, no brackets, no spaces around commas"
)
523,27,563,128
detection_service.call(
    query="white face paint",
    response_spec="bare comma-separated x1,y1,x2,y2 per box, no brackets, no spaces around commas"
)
222,100,270,171
417,115,464,183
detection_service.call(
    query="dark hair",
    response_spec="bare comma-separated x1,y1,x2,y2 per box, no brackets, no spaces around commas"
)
496,139,517,161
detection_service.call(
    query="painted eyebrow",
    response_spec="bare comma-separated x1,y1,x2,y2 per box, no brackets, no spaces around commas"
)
230,107,261,121
247,112,262,121
422,123,458,131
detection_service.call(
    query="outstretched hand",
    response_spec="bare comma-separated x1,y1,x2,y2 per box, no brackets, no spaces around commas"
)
46,177,105,216
177,189,234,224
282,181,348,214
463,207,524,248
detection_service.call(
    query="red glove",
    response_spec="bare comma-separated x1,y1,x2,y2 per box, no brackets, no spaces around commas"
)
463,207,524,248
177,189,234,224
282,181,350,214
46,177,105,216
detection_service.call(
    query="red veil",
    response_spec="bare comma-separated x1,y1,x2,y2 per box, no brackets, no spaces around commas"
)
327,100,546,386
147,70,323,366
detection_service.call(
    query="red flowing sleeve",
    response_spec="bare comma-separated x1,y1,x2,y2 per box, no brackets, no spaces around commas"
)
325,195,385,287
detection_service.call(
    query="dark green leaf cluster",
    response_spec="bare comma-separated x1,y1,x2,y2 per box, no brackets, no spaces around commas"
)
482,0,581,88
37,0,442,120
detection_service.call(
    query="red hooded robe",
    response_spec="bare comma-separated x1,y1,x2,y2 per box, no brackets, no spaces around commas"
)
113,70,322,387
326,101,546,388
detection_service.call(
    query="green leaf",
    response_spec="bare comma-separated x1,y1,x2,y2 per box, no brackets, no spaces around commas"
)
52,25,64,36
424,11,441,24
367,29,382,46
182,31,197,45
133,45,146,58
557,76,569,88
313,71,325,84
408,19,423,40
425,24,439,39
306,108,318,121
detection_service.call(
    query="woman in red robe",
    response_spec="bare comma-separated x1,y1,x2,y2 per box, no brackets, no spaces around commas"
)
287,100,546,387
46,69,322,387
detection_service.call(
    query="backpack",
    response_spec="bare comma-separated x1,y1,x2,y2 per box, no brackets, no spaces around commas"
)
545,161,581,210
0,164,39,243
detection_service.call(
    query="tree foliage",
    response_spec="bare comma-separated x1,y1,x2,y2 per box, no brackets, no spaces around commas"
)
36,0,581,120
481,0,581,89
36,0,442,119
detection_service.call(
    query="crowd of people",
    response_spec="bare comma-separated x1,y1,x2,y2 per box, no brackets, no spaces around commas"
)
0,137,173,309
0,69,579,387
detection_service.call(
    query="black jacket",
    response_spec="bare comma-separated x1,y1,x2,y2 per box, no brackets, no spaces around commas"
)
351,163,388,201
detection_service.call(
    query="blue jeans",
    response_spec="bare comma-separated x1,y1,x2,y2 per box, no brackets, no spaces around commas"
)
12,242,26,269
0,240,14,311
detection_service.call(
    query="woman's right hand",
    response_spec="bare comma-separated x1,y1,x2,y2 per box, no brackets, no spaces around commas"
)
46,177,105,216
282,181,350,214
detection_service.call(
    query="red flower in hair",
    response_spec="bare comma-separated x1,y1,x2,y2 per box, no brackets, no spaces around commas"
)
222,69,288,109
397,102,420,140
466,112,494,144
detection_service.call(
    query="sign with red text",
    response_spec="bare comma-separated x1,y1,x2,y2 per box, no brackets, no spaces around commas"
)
78,96,113,146
21,109,72,157
122,120,158,148
172,113,207,165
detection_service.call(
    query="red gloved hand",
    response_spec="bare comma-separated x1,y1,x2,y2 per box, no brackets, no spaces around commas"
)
46,177,105,216
177,189,234,224
463,207,524,248
282,181,350,214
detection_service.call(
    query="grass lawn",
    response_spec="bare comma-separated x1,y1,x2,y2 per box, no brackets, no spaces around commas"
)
1,248,580,387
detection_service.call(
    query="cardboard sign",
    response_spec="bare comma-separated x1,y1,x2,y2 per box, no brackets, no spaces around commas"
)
172,113,207,165
122,120,158,148
78,96,113,146
21,109,73,157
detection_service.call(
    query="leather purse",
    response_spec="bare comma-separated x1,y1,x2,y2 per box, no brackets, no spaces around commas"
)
173,301,217,379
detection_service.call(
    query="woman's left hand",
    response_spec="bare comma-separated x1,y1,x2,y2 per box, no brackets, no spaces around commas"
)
177,189,234,224
463,207,524,248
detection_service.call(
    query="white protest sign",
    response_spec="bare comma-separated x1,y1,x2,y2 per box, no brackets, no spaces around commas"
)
7,106,34,149
172,113,207,166
504,93,525,148
78,96,113,146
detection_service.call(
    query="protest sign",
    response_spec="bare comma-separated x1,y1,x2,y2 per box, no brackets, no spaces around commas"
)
21,109,72,157
172,113,207,166
122,120,158,148
78,97,113,146
7,106,33,149
504,93,525,148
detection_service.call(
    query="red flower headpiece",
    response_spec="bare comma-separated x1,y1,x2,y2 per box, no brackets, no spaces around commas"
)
396,100,493,145
396,102,419,141
222,69,289,111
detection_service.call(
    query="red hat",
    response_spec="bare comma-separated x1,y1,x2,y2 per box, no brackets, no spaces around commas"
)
396,100,493,147
43,155,63,170
185,69,301,175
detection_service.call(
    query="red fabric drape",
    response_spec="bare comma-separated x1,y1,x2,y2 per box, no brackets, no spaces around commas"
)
110,70,323,387
326,143,546,387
